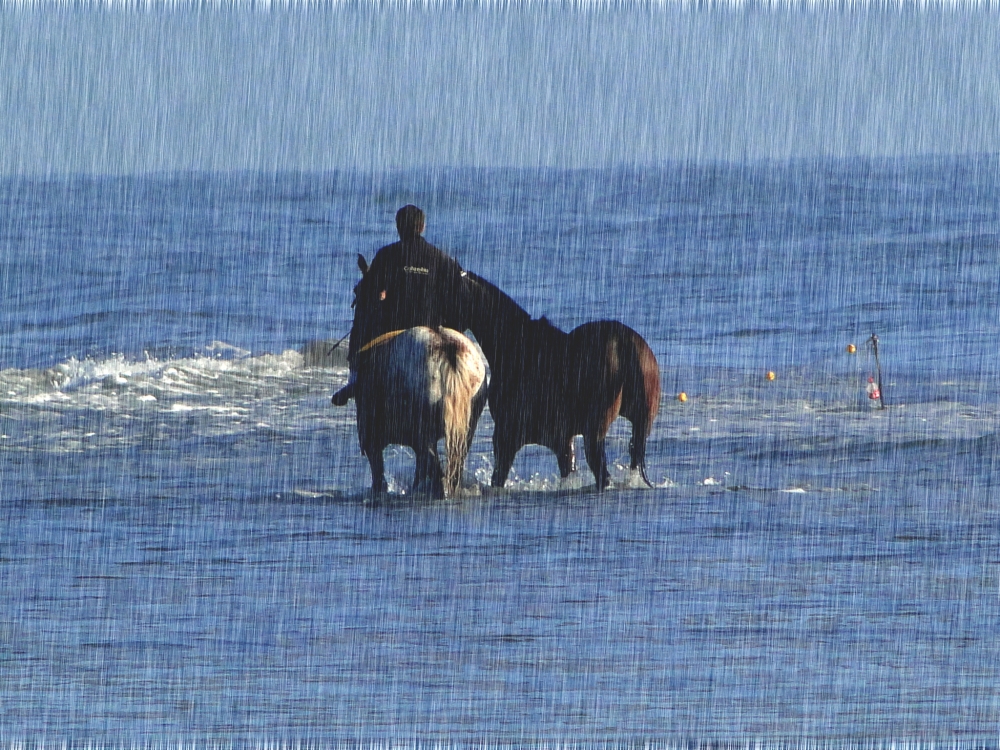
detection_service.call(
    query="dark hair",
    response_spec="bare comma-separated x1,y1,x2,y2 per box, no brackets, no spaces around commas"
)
395,205,425,240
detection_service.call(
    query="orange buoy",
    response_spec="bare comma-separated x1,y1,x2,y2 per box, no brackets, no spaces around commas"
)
847,343,857,354
678,392,687,403
766,371,776,381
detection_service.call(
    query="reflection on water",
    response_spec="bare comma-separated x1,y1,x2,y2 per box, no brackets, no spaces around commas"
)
2,485,998,741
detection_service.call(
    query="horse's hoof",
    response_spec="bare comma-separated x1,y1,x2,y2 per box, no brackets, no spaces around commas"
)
363,486,389,502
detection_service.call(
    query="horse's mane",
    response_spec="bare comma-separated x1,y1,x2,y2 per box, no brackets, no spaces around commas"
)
462,271,532,325
534,315,562,333
465,271,571,341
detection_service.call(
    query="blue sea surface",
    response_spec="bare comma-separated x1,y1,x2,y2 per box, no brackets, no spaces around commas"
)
1,158,1000,741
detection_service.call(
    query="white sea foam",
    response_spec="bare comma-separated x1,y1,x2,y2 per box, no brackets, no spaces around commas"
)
2,340,999,501
0,345,350,456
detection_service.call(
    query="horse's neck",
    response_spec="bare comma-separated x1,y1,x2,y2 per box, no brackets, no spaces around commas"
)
469,315,518,368
469,305,567,376
467,285,532,367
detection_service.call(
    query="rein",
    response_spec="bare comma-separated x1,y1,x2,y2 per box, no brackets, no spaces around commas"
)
357,329,407,355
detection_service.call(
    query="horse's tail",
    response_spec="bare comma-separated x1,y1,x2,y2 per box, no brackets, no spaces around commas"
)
619,328,661,487
439,333,485,496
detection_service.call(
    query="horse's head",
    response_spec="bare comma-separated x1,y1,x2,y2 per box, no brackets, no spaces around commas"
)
351,254,371,306
350,254,384,356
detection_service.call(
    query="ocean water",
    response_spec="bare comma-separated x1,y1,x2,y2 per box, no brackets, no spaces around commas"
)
2,157,1000,742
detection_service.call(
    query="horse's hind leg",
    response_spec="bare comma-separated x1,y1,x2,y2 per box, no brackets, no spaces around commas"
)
628,425,653,487
556,436,576,478
583,432,611,490
364,444,388,494
415,441,445,498
491,428,518,489
582,387,621,490
619,330,659,488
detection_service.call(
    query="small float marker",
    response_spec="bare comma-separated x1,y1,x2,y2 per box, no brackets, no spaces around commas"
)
766,371,776,381
846,343,857,354
677,392,687,402
866,376,881,401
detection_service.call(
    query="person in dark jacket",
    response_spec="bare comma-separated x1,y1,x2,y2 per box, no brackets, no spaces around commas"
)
332,205,468,405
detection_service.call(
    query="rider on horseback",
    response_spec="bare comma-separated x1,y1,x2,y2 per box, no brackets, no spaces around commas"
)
332,205,468,405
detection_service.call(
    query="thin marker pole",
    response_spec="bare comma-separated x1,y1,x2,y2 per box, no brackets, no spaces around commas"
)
868,333,885,410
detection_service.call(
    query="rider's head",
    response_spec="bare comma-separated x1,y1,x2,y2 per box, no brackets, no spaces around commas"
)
395,205,425,241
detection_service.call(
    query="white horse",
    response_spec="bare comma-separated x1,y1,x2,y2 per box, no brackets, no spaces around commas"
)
346,326,487,497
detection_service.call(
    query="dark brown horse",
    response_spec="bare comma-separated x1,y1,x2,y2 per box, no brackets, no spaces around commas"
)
459,272,661,490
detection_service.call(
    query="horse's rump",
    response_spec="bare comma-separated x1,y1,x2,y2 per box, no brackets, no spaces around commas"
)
566,322,657,419
567,320,661,481
356,326,486,496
